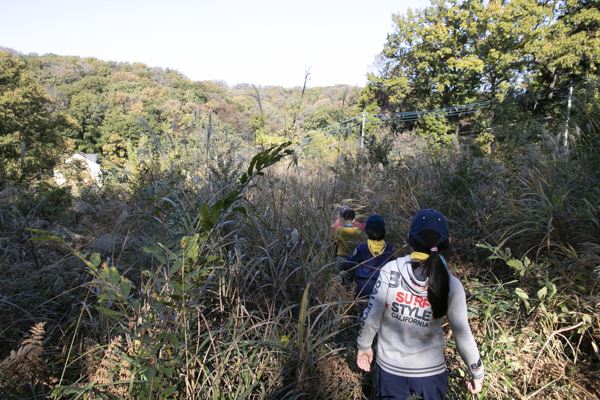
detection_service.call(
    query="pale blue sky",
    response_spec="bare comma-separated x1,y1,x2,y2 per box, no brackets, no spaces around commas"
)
1,0,430,87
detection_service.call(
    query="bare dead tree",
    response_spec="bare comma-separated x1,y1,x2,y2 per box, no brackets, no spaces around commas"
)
250,85,264,119
291,67,311,129
340,86,348,120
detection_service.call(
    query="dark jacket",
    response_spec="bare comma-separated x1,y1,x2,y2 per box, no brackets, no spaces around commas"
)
349,242,395,298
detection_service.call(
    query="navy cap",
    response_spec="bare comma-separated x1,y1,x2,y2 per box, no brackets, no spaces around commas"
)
409,209,448,247
366,215,385,231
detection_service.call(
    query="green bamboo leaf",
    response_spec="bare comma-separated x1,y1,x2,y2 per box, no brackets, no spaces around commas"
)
96,306,126,318
29,235,64,242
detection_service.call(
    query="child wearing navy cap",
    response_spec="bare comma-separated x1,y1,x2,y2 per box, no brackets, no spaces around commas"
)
356,209,484,399
348,215,395,300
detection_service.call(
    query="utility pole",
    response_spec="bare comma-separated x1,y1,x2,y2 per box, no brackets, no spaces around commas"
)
563,84,573,154
206,111,212,161
360,111,366,149
206,111,212,182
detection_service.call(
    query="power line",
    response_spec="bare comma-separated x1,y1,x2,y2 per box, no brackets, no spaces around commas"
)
374,100,492,122
293,80,596,152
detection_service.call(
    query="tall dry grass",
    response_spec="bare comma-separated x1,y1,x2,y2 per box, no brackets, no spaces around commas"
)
0,127,598,399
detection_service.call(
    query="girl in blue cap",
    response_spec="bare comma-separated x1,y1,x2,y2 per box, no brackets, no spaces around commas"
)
356,209,484,399
348,215,396,301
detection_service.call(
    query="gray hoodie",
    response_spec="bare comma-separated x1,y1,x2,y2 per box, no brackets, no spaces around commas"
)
357,255,484,379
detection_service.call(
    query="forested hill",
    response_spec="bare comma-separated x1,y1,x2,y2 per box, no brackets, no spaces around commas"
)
0,47,360,180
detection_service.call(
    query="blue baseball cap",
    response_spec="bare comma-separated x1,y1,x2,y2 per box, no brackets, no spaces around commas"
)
365,214,386,240
409,209,449,247
366,215,384,231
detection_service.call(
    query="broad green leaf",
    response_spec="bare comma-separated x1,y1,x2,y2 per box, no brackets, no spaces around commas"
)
143,245,167,265
515,287,529,300
90,252,101,268
537,286,548,299
506,259,523,270
547,282,557,299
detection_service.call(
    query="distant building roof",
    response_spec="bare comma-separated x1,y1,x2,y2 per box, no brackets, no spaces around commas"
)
72,152,98,163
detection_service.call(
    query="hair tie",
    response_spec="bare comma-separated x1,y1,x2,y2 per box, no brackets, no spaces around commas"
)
430,246,438,253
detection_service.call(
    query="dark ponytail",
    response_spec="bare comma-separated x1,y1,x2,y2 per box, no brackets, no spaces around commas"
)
424,252,449,319
408,224,450,319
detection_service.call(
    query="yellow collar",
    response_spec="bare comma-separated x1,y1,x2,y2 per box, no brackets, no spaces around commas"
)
368,240,386,256
410,251,430,262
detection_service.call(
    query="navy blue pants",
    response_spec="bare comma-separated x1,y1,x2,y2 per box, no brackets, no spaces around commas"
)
376,364,448,400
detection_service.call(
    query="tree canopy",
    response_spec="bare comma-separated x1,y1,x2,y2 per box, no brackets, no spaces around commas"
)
364,0,599,112
0,49,361,183
0,51,71,183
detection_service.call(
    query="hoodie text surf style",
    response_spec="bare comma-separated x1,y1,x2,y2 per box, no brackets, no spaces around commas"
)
357,255,484,379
